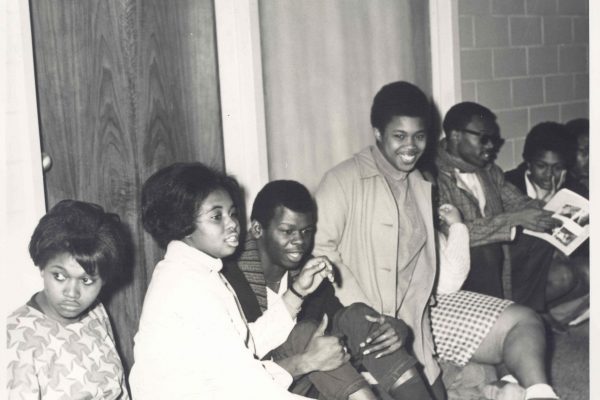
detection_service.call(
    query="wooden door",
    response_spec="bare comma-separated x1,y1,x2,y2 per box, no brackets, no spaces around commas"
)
30,0,223,372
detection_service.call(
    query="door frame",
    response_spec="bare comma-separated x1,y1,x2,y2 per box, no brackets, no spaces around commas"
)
12,0,461,289
3,0,47,315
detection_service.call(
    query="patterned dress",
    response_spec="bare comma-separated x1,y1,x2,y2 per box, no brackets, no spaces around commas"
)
431,291,512,366
430,224,513,367
7,296,129,400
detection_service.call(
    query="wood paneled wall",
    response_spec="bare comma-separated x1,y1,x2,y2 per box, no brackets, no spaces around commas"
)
30,0,223,372
259,0,431,191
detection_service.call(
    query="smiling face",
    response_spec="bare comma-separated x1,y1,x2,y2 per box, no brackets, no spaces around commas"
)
527,150,566,190
183,188,240,258
254,206,315,273
38,252,103,324
452,115,499,168
375,116,427,172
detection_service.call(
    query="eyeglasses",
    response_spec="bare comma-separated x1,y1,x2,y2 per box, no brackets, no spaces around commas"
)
461,129,505,147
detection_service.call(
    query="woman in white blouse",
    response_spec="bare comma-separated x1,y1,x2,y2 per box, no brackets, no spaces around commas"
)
129,163,334,399
432,204,560,400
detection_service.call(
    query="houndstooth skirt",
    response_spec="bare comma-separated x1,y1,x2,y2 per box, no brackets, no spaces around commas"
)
430,290,513,366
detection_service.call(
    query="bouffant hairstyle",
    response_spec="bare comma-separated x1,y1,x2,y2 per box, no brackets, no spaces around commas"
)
370,81,431,133
442,101,498,136
522,122,572,165
250,180,316,227
141,162,240,248
28,200,128,283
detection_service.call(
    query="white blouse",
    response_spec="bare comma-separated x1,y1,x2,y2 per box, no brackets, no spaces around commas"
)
129,241,308,399
436,223,471,295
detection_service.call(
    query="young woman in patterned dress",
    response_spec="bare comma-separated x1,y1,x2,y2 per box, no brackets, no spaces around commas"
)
7,200,130,400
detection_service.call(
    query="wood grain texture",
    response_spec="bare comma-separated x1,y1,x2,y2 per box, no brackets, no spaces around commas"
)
259,0,431,191
136,0,223,280
30,0,223,372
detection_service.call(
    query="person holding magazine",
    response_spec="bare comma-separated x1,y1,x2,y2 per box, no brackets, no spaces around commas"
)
505,122,589,328
434,102,563,318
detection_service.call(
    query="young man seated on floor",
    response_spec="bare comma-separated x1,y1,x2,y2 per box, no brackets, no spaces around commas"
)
505,122,589,327
223,180,433,400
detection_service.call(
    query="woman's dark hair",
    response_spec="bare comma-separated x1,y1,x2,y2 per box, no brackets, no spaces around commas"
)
251,180,316,227
442,101,497,135
370,81,431,133
522,122,572,165
141,162,240,248
28,200,128,283
565,118,589,140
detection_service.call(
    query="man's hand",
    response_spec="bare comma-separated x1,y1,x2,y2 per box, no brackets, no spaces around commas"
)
507,208,560,232
359,314,406,359
438,203,463,226
292,256,335,297
302,315,350,372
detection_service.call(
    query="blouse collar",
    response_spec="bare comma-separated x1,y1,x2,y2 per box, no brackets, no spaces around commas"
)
165,240,223,272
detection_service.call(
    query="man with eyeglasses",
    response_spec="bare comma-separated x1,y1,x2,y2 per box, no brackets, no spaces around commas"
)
434,102,559,317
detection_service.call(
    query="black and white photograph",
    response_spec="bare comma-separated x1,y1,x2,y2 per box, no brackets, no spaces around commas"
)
553,226,577,247
2,1,595,399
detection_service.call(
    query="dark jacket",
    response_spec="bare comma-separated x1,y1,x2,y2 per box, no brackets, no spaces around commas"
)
505,162,588,199
223,238,343,330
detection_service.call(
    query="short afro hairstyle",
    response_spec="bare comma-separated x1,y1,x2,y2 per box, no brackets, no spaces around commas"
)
251,180,316,228
522,122,572,165
443,102,498,136
565,118,589,141
28,200,128,284
141,162,240,248
370,81,431,133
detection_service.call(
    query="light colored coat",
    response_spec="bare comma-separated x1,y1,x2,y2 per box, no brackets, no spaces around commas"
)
314,146,440,384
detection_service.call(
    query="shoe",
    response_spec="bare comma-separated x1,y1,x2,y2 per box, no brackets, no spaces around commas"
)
552,294,589,326
541,312,569,335
568,307,589,326
482,380,525,400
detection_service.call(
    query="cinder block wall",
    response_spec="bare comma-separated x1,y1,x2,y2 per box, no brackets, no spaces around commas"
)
458,0,589,171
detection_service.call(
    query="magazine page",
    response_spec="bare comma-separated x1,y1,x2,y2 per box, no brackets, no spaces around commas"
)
523,189,589,256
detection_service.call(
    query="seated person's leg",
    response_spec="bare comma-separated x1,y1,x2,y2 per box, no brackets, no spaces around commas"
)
509,234,554,312
427,377,447,400
271,319,372,400
471,303,558,398
570,252,590,288
462,244,504,298
333,303,434,400
432,290,558,399
546,254,577,305
549,251,589,325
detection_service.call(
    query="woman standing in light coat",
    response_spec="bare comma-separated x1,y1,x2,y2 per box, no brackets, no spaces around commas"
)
314,81,443,399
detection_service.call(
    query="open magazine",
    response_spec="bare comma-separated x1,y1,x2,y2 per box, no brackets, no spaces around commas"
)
524,188,589,256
